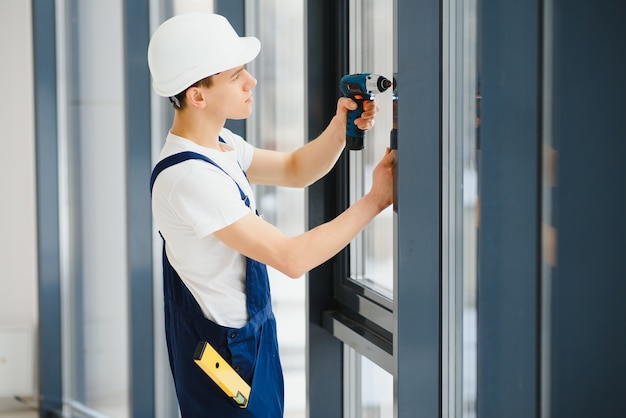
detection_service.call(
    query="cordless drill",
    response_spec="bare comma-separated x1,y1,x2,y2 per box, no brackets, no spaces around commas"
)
339,73,393,150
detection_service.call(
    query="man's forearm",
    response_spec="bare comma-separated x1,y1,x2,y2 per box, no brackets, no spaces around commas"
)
281,193,384,277
288,115,346,187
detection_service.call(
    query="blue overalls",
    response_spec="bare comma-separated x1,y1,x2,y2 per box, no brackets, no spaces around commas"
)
150,149,284,417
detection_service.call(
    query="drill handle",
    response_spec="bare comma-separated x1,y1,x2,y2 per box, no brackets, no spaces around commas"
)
346,94,367,150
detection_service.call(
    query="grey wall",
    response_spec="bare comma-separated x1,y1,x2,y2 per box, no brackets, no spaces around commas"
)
0,0,38,405
0,0,38,327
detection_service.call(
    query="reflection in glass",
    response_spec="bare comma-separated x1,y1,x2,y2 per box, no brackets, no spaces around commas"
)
441,0,478,416
541,0,555,416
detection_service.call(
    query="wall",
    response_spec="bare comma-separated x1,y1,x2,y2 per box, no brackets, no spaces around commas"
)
0,0,38,406
0,3,38,327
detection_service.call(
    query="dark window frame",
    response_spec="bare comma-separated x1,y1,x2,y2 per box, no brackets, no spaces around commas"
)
306,0,443,416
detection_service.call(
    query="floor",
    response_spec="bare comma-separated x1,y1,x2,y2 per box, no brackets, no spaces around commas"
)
0,397,305,418
0,412,36,418
0,398,37,418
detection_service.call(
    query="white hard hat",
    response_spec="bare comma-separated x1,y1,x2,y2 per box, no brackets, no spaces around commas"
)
147,12,261,97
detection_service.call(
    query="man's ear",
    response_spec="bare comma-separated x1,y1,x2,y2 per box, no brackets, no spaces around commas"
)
185,87,206,109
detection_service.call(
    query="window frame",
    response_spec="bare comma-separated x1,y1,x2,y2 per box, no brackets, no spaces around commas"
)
307,0,443,416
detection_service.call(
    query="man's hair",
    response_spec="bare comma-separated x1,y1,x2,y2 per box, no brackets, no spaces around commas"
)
170,75,214,110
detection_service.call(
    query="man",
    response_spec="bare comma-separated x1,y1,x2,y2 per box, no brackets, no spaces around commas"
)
148,12,393,416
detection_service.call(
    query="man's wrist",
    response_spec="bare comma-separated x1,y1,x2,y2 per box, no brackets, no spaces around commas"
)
328,115,347,145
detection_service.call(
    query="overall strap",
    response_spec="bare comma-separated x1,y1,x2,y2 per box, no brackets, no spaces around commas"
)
150,150,250,208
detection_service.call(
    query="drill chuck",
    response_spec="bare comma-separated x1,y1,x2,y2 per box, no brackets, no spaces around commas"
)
339,73,393,150
376,77,393,92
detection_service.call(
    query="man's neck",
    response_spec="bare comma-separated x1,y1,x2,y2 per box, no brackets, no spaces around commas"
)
170,111,225,150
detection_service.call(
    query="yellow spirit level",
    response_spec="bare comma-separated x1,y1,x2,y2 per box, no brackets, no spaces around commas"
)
193,341,251,408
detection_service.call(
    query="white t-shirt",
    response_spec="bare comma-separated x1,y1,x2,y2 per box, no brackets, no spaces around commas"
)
151,128,256,328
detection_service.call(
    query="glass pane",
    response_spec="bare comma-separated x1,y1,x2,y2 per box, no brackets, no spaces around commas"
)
247,3,307,418
344,347,393,418
441,0,478,416
348,0,395,299
59,1,130,416
462,0,479,415
360,353,394,417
